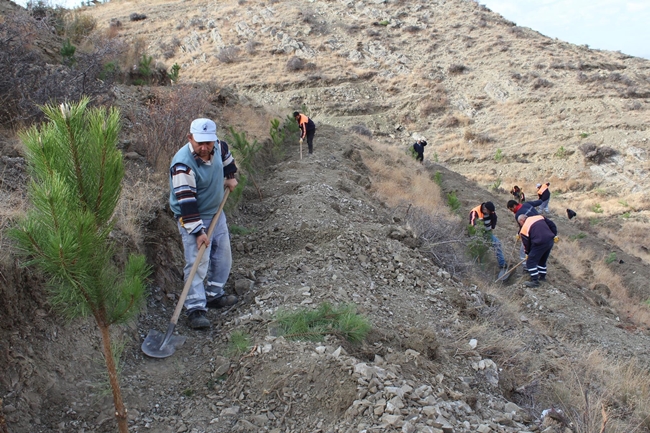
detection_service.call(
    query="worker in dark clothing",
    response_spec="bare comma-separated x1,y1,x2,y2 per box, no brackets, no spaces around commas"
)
510,185,525,203
536,182,551,213
469,201,507,276
293,111,316,155
517,214,558,287
412,139,427,163
508,199,543,272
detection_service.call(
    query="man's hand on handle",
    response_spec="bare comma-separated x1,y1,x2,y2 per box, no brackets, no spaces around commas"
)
224,177,238,192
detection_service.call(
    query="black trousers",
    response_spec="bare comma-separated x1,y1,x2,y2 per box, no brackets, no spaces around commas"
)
415,151,424,162
306,129,315,153
526,239,554,281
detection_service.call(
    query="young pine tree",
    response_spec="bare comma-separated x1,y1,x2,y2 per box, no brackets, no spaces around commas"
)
11,98,150,433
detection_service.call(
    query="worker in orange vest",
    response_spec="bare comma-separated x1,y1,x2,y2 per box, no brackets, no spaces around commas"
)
536,182,551,213
469,201,508,277
517,214,558,287
293,111,316,155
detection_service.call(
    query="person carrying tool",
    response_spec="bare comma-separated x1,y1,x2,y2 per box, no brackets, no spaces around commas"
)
169,118,239,329
536,182,551,214
507,199,543,273
412,139,427,163
510,185,525,203
517,213,558,287
293,111,316,155
469,202,508,277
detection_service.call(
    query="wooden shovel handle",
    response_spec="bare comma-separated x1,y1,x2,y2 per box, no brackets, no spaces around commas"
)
170,189,230,325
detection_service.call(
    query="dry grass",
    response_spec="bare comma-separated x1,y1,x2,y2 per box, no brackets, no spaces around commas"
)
549,351,650,433
0,189,27,267
114,170,167,252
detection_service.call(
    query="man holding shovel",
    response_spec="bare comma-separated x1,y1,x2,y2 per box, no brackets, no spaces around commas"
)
169,118,239,329
294,111,316,155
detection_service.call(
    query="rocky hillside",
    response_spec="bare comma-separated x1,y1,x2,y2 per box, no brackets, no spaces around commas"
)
1,0,650,432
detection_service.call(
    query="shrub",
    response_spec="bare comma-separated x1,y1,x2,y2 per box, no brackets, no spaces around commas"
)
447,191,460,212
555,146,568,159
130,13,147,21
467,225,490,264
168,63,181,83
579,143,617,164
532,78,552,89
274,302,371,343
130,86,211,172
448,64,468,74
60,38,76,66
591,203,603,214
494,148,503,162
605,252,617,264
227,331,251,357
491,178,502,191
217,46,240,63
349,124,372,137
432,171,442,185
64,12,96,43
286,56,305,71
378,20,389,26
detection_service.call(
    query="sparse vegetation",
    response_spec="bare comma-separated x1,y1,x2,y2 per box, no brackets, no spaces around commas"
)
433,171,442,186
447,191,460,212
217,45,240,64
494,148,503,162
591,203,603,214
605,252,617,264
227,331,252,357
554,146,568,159
448,64,468,74
275,302,371,343
286,56,305,71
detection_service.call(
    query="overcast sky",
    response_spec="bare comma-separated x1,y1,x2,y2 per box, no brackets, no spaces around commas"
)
480,0,650,59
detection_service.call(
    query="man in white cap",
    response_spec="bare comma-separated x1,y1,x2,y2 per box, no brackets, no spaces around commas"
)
169,118,239,329
536,182,551,214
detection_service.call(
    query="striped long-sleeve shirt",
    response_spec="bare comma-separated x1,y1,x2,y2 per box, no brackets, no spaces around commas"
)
169,140,237,234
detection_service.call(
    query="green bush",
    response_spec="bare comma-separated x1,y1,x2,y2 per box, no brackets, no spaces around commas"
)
554,146,568,159
491,178,502,191
60,38,76,66
494,148,503,162
168,63,181,83
274,302,371,343
447,191,460,212
605,252,617,264
230,224,253,235
591,203,603,214
138,53,153,77
227,331,251,357
433,171,442,186
467,225,490,264
569,232,587,240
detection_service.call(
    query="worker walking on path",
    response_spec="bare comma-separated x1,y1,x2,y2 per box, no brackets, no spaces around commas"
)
469,202,508,277
517,214,558,287
169,118,239,330
412,139,427,163
536,182,551,214
293,111,316,155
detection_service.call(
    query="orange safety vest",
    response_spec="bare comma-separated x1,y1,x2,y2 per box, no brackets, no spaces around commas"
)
469,204,484,225
537,184,549,195
297,114,309,127
520,215,544,237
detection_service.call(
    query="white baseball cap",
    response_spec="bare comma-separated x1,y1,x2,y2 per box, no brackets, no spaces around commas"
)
190,118,218,142
536,183,542,188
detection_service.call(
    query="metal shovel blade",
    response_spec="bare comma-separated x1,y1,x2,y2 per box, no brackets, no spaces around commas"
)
141,323,187,359
495,258,526,283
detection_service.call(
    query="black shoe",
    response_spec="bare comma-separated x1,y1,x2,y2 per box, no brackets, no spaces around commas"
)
188,310,210,329
524,280,540,288
206,294,238,309
539,276,547,282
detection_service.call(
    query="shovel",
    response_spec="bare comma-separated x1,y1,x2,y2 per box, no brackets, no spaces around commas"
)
299,138,303,160
142,189,230,358
495,258,526,283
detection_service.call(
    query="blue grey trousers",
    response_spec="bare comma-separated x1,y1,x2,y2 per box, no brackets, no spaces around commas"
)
177,212,232,313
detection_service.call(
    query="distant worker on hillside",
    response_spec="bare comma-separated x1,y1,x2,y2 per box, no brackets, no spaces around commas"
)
293,111,316,155
507,199,543,272
469,201,508,278
510,185,525,203
169,118,239,330
517,213,558,287
536,182,551,213
412,139,428,163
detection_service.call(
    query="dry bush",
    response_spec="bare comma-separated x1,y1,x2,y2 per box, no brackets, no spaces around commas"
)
440,113,471,128
245,40,260,55
349,124,372,137
531,78,552,90
159,37,181,59
130,86,211,173
464,129,495,144
403,25,422,33
419,85,448,116
553,239,592,282
548,351,650,433
578,143,617,164
114,169,167,252
286,56,305,71
63,12,96,43
448,64,468,75
217,46,240,64
130,13,147,22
